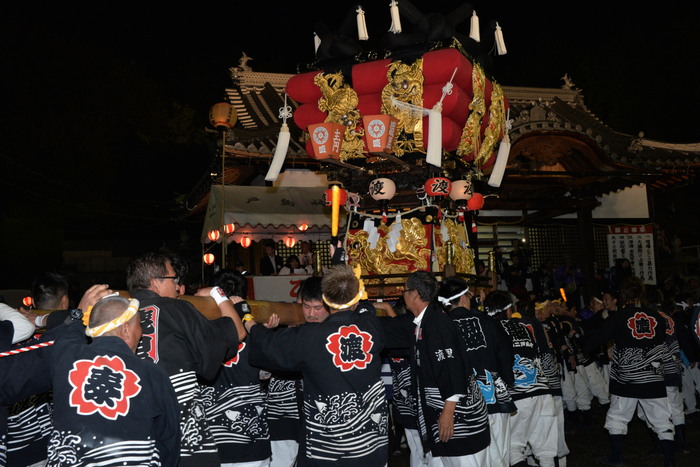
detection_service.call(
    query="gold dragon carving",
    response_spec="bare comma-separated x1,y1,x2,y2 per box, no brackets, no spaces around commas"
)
475,82,506,166
380,59,425,157
347,217,431,275
456,63,486,160
314,71,366,161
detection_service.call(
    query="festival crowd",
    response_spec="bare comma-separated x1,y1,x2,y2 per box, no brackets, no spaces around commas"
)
1,243,700,467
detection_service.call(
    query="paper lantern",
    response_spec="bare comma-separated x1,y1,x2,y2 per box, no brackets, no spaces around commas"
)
22,296,33,307
209,102,238,130
298,223,309,231
203,253,216,265
424,177,451,197
208,230,221,242
223,224,235,235
467,192,485,211
362,114,399,154
240,237,252,248
449,179,474,201
368,178,396,201
284,237,296,248
307,122,345,159
323,187,348,206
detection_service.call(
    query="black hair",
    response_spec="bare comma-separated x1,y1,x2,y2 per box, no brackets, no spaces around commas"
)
299,276,323,303
212,269,248,299
406,270,438,302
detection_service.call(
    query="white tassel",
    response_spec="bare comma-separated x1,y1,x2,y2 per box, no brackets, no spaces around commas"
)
265,123,290,182
389,0,402,34
426,103,443,167
495,22,507,55
356,7,369,41
488,109,512,187
426,68,457,167
469,11,480,42
488,132,510,187
265,95,293,182
314,33,321,54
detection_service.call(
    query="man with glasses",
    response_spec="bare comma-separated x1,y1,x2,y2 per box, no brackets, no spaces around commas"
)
382,271,490,466
126,251,246,467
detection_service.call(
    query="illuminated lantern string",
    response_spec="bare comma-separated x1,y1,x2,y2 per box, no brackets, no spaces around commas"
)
203,253,216,265
284,237,296,248
208,230,221,242
240,237,252,248
223,224,235,235
23,296,33,307
298,223,309,232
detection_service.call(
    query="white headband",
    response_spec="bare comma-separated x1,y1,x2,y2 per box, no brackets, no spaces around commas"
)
485,302,512,316
438,287,469,306
85,298,140,337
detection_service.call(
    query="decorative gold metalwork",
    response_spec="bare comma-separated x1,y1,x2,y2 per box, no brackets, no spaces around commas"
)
380,59,425,157
435,218,475,274
347,217,430,275
475,82,506,166
456,63,486,159
314,71,366,161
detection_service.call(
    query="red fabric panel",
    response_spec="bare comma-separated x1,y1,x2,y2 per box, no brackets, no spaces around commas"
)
351,59,392,95
423,83,470,124
292,103,327,131
422,48,474,92
286,71,323,104
422,115,462,151
357,94,383,116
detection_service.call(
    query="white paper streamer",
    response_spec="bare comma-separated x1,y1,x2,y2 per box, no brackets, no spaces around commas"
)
495,22,507,55
389,0,402,33
469,11,480,42
356,7,369,40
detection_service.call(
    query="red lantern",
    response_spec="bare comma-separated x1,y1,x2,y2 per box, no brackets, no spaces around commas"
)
298,223,309,232
424,177,451,197
22,296,33,307
362,114,399,154
323,187,348,206
284,237,296,248
203,253,216,265
467,192,485,211
240,237,252,248
223,223,235,235
208,230,221,242
209,102,238,130
308,122,345,159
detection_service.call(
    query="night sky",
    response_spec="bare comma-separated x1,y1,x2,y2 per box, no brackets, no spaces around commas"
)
1,1,698,287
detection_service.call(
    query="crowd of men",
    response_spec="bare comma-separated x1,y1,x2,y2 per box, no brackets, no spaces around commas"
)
1,247,700,467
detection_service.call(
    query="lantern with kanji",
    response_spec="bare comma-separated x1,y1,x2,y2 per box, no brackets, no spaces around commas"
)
209,102,238,130
369,178,396,223
323,187,348,206
450,179,473,222
424,177,452,198
203,253,216,265
362,114,399,154
308,122,345,159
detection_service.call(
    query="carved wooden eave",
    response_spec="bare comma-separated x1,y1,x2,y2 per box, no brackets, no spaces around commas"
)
178,68,700,224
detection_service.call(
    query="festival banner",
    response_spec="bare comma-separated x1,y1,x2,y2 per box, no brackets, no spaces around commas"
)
606,224,656,285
